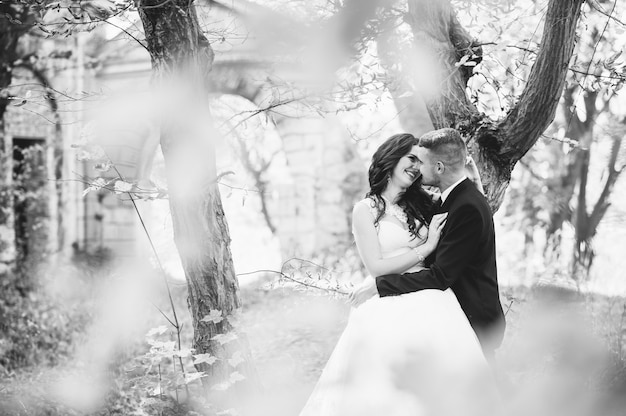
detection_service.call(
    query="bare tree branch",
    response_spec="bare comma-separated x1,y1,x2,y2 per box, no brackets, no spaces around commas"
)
499,0,586,160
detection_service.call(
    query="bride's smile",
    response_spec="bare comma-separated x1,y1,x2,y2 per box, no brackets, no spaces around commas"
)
389,146,421,189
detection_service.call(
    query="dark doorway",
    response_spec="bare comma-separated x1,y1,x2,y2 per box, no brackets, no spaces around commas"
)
12,138,48,281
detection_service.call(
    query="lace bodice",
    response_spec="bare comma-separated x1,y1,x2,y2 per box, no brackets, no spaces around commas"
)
353,198,427,272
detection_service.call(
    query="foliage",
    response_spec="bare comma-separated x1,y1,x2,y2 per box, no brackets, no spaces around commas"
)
0,270,91,373
499,0,626,281
260,244,370,300
10,144,50,287
3,1,626,415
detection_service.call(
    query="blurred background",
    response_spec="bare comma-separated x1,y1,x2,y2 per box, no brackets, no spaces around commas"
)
1,0,626,415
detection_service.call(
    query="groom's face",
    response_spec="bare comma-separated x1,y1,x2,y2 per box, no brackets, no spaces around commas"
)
416,146,439,187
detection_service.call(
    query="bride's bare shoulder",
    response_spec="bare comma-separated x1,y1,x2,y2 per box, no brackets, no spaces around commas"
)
353,197,377,218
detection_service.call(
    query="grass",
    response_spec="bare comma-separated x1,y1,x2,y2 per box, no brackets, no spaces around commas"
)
1,269,626,416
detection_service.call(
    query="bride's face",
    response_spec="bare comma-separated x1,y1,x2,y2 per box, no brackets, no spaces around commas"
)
390,145,420,189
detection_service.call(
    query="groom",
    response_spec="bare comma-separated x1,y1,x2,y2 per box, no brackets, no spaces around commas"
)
351,128,506,361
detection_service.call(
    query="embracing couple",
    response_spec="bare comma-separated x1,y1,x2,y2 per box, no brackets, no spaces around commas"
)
300,128,506,416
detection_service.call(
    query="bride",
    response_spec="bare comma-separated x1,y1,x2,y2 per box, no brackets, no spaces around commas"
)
299,133,496,416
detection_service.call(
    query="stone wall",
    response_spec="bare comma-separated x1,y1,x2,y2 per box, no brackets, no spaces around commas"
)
269,106,366,259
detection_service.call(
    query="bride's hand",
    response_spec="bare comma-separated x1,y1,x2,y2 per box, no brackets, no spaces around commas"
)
426,213,448,248
348,278,378,308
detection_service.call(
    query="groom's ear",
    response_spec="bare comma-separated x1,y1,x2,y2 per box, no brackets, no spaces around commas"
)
435,161,445,173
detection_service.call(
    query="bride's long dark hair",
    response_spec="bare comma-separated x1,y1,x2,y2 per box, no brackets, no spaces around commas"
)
366,133,434,237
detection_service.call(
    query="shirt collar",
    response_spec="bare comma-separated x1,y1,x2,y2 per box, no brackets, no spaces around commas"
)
440,176,467,203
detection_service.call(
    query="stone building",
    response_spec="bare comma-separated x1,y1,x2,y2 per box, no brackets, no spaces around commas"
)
4,1,367,270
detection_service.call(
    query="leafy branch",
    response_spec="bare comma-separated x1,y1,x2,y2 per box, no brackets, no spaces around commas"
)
237,256,359,296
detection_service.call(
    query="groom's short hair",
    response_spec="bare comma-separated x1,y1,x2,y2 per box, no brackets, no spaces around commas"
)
418,128,467,169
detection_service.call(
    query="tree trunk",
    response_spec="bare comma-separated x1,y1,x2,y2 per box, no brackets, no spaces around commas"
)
406,0,481,129
572,122,624,279
377,15,435,137
542,86,594,269
136,0,258,392
406,0,585,211
231,131,277,234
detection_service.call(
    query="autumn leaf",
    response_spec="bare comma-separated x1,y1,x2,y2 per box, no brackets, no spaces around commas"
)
229,371,246,383
185,372,208,384
145,325,168,339
193,353,218,365
201,309,224,324
114,180,133,194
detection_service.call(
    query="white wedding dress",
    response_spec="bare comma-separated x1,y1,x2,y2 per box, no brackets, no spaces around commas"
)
299,198,496,416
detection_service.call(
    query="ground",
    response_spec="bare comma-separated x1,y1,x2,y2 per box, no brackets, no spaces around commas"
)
1,270,626,416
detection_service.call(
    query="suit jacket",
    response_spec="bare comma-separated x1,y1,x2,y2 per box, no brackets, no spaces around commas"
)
376,178,506,351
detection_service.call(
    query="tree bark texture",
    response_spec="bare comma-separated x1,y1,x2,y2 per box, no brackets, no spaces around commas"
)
405,0,585,211
377,15,435,137
406,0,481,130
498,0,585,160
136,0,258,390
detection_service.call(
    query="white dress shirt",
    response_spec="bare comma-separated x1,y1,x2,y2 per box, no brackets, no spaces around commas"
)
440,176,467,204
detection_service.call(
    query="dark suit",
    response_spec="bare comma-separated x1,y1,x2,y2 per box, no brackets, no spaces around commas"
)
376,178,505,357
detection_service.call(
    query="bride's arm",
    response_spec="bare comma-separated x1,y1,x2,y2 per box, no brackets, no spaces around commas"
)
352,203,441,276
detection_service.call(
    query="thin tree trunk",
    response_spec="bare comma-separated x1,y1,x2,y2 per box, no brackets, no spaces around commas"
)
255,180,276,235
136,0,258,392
231,131,277,234
573,124,624,279
545,87,594,236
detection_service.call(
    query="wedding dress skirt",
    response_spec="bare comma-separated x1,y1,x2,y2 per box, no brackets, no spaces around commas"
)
299,200,496,416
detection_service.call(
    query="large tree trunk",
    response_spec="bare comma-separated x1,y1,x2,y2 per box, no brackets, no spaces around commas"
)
406,0,481,129
406,0,585,211
136,0,258,392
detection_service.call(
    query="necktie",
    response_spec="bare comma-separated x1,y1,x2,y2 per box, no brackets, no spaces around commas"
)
433,197,444,214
